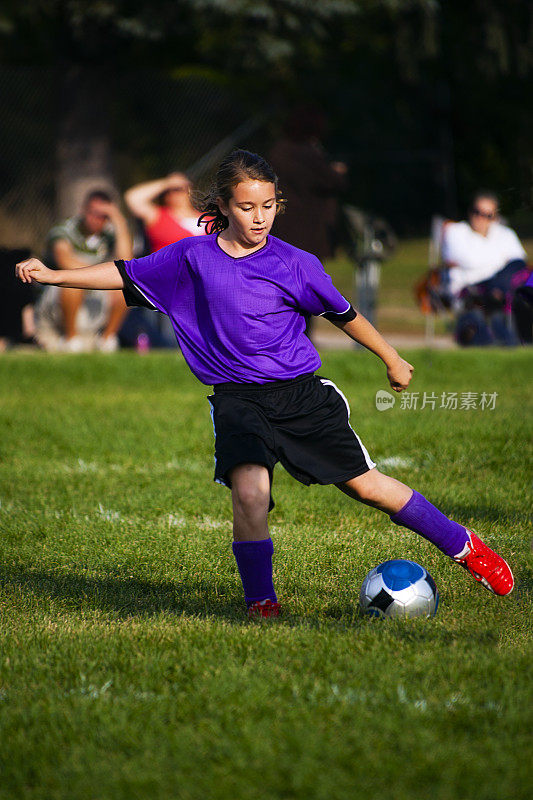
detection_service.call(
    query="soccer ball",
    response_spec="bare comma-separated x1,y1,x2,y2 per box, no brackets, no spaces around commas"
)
359,559,439,618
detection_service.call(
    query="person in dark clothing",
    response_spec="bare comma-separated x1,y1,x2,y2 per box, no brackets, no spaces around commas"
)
0,248,36,351
512,270,533,344
269,106,347,262
269,108,347,339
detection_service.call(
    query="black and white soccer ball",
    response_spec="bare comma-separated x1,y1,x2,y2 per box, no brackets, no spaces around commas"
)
359,559,439,618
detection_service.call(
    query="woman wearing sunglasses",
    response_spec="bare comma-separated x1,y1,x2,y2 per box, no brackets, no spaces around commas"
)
441,190,526,302
441,191,527,345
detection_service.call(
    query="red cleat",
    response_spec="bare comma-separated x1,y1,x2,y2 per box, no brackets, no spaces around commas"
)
455,531,514,596
248,598,281,618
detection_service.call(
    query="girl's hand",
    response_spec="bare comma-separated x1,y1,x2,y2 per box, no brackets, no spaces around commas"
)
16,258,58,285
386,356,414,392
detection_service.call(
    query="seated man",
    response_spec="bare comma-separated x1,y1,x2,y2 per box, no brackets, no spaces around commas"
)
440,191,527,345
40,190,132,352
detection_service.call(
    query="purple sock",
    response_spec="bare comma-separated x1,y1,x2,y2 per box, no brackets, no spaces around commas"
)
390,490,469,558
232,538,278,605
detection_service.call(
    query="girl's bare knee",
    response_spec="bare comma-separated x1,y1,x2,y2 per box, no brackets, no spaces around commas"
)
338,468,387,504
338,468,412,513
230,464,270,514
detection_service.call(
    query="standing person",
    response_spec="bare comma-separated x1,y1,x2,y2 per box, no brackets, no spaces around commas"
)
269,107,347,261
44,190,132,352
17,150,514,617
125,172,205,253
269,107,348,338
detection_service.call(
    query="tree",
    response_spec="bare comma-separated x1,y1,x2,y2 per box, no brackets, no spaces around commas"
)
0,0,531,231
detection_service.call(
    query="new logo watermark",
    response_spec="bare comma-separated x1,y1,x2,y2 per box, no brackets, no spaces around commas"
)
375,390,396,411
375,390,498,411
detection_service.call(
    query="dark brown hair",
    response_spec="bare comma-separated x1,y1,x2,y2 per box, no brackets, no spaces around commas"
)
197,149,285,234
84,189,113,206
470,189,499,211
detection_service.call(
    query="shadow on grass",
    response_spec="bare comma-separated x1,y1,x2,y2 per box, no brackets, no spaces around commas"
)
0,564,244,623
434,501,529,527
0,563,371,631
2,564,529,637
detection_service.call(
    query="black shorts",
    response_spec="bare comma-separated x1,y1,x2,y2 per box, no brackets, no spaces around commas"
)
207,373,376,510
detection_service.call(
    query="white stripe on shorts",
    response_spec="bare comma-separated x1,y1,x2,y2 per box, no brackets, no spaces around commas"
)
207,397,228,486
319,378,376,471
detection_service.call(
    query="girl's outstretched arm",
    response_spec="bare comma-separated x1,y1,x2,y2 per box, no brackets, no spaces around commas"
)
16,258,124,291
335,313,414,392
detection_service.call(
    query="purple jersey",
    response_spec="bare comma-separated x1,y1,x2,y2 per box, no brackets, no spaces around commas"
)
116,234,355,385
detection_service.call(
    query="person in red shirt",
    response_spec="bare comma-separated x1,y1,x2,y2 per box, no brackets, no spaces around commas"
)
125,172,205,253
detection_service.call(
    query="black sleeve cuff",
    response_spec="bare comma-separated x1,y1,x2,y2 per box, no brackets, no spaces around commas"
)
322,304,357,324
115,260,156,309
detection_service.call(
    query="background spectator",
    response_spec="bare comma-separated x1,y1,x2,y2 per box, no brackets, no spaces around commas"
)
441,190,527,302
39,190,132,352
122,172,205,350
0,248,36,352
512,270,533,344
440,190,528,346
125,173,204,254
269,107,347,262
269,107,347,338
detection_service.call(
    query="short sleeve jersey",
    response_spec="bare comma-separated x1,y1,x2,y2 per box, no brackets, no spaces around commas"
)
116,234,355,385
45,217,115,268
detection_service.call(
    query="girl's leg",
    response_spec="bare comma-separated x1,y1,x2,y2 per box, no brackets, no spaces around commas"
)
337,468,513,595
60,287,84,340
229,464,278,610
231,463,270,542
337,468,412,514
102,291,129,342
337,468,469,557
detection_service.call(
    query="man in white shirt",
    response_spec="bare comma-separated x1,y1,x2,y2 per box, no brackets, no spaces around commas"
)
441,190,526,300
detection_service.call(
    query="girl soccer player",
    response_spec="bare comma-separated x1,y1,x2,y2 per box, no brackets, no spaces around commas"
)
16,150,514,616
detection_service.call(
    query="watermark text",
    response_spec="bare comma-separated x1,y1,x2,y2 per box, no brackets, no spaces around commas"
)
375,390,498,411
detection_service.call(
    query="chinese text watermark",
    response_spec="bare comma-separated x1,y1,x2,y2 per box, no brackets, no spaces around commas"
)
376,390,498,411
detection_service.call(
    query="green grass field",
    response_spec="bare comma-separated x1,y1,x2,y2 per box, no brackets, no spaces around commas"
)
0,349,532,800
